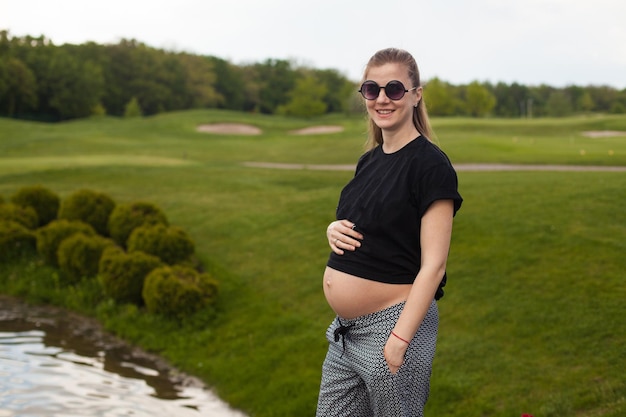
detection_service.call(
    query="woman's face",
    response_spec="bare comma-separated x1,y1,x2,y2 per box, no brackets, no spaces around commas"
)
363,63,421,135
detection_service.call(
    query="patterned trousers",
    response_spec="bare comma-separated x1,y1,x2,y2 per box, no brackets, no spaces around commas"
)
316,300,438,417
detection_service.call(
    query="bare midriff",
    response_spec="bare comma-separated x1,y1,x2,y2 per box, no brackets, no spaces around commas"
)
323,266,413,319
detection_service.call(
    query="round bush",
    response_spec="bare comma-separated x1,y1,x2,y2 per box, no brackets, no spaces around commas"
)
98,246,163,305
57,233,116,284
142,265,218,319
11,185,60,227
127,224,194,265
0,203,38,229
108,201,169,247
58,189,115,236
36,219,96,266
0,220,37,261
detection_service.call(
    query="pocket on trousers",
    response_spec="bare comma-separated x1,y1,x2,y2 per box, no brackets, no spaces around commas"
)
378,348,402,378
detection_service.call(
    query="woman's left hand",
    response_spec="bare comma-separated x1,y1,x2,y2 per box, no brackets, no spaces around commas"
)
383,338,408,374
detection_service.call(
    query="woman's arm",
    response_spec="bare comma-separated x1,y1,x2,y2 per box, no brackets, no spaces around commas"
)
383,199,455,373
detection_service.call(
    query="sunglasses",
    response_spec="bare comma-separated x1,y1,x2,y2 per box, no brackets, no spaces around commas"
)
358,80,417,101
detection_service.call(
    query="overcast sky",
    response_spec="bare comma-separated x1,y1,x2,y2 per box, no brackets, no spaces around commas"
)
2,0,625,88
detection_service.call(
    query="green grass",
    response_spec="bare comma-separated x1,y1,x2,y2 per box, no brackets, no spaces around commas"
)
430,115,626,165
1,111,625,416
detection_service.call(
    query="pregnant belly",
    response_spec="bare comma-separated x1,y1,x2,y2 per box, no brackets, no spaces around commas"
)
323,267,412,319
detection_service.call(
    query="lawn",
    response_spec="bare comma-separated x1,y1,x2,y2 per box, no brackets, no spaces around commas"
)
1,111,625,416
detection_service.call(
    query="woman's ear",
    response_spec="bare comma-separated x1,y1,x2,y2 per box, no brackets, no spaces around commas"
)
414,86,423,107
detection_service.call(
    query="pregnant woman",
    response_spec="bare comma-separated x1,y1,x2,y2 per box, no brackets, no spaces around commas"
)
316,47,463,417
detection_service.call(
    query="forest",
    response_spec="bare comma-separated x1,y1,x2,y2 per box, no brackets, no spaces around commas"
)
1,30,625,121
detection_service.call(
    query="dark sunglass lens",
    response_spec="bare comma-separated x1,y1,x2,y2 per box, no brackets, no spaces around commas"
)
360,81,380,100
385,81,406,100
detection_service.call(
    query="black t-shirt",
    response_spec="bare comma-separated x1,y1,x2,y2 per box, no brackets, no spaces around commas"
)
326,136,463,299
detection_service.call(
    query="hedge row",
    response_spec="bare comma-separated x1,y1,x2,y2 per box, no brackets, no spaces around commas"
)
0,186,218,319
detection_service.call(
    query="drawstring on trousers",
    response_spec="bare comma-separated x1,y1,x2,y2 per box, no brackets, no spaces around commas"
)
333,319,353,356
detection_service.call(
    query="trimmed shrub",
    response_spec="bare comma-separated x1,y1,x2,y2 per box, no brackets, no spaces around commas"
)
57,233,116,284
142,265,218,319
58,189,115,236
127,224,194,265
36,219,96,266
11,185,60,227
0,220,37,261
108,201,169,247
0,203,39,229
98,246,163,305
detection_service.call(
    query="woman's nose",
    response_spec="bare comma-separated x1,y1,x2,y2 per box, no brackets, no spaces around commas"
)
376,87,390,102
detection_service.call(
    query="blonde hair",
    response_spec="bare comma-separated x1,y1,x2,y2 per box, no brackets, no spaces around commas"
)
363,48,435,150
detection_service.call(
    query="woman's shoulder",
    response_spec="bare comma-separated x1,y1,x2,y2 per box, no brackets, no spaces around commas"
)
409,136,453,165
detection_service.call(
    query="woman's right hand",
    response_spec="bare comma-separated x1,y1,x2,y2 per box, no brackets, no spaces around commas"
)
327,220,363,255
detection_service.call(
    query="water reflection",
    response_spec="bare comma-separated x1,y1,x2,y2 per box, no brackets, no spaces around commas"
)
0,297,247,417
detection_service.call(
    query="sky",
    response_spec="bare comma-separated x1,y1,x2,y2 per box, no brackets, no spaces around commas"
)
2,0,626,89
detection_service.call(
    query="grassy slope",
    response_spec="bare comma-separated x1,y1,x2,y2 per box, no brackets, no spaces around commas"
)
1,111,625,416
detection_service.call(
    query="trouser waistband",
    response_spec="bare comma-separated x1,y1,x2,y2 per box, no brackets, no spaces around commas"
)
332,302,406,354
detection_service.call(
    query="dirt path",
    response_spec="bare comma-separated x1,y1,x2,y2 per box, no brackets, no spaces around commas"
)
242,162,626,172
195,124,345,135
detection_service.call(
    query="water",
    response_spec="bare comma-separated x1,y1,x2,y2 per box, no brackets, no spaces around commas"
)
0,297,247,417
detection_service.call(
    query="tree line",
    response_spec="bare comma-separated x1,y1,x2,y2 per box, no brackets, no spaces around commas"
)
426,78,626,118
1,30,625,121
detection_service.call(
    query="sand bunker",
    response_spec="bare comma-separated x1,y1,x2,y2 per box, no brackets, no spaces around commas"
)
196,124,344,136
290,125,344,135
581,130,626,138
196,123,262,135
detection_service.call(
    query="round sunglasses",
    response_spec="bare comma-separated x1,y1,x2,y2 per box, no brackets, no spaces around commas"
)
358,80,417,101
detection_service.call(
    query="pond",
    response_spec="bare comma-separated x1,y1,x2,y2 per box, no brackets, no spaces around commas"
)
0,296,247,417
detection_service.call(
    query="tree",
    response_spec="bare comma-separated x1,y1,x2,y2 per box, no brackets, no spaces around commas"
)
251,59,298,114
423,77,456,116
528,85,554,117
103,39,173,116
178,54,221,109
281,75,327,117
124,97,142,117
0,30,10,55
237,65,262,112
7,33,59,120
577,92,595,113
206,56,244,110
546,91,572,117
490,82,531,117
124,44,175,115
43,48,105,119
313,68,352,113
464,81,496,117
610,102,625,114
0,57,38,116
586,85,619,113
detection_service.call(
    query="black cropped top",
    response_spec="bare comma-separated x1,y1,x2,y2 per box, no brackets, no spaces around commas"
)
326,136,462,299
